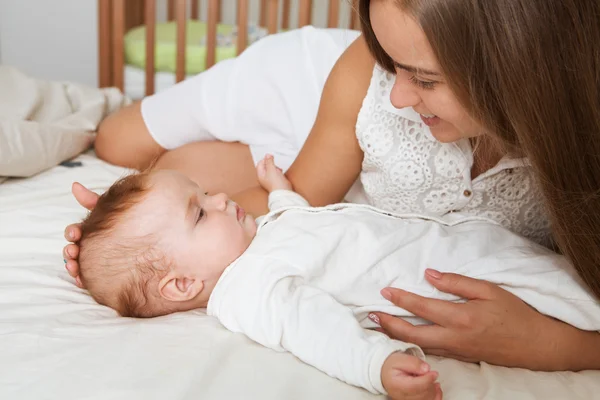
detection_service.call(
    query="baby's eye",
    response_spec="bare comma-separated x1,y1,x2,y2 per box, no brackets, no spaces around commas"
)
196,208,205,224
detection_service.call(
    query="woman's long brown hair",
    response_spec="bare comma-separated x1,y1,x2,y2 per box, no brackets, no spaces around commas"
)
359,0,600,299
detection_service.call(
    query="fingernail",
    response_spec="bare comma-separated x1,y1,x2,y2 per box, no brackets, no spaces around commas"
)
368,313,380,325
63,259,67,264
421,363,430,373
69,231,75,240
426,268,442,279
381,288,392,300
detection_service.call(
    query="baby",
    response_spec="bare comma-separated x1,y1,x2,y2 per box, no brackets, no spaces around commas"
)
78,156,600,400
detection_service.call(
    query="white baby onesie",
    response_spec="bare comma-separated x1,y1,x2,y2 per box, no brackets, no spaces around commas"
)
207,191,600,395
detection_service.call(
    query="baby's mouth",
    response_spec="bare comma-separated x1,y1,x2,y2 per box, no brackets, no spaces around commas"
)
236,204,246,221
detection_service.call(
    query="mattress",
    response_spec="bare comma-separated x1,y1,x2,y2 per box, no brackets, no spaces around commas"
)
1,153,599,400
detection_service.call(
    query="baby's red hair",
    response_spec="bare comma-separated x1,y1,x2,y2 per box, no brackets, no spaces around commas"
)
78,172,171,317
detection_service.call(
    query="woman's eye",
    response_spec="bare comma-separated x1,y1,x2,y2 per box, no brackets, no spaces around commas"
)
409,75,436,90
394,63,438,90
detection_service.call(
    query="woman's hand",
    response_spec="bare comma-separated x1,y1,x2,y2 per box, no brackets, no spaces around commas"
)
369,269,598,371
62,182,100,288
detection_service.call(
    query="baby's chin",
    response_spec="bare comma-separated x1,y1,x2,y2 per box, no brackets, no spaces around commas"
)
246,216,258,238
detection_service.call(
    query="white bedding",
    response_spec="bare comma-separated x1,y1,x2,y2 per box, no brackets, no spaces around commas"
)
125,65,191,100
1,153,599,400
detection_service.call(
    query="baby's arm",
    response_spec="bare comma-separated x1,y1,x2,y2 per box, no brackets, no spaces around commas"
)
256,154,310,211
210,255,437,397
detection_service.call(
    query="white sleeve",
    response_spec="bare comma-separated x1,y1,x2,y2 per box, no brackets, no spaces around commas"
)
208,255,424,395
267,190,309,211
140,58,236,150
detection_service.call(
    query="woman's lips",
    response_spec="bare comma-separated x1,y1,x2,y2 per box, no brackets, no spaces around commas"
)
420,114,440,127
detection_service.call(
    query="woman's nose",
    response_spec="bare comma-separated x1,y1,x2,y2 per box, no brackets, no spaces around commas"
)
390,75,421,109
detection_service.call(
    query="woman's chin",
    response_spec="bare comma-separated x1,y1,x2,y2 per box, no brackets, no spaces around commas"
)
429,125,466,143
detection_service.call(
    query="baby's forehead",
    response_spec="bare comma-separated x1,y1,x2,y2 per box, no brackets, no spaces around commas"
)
125,175,191,229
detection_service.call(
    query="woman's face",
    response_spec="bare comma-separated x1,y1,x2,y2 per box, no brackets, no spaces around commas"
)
370,0,485,143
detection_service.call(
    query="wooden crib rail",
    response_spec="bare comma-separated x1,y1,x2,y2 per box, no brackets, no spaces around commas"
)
98,0,360,96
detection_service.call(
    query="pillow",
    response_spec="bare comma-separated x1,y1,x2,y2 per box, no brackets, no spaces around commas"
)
0,66,130,182
125,21,270,74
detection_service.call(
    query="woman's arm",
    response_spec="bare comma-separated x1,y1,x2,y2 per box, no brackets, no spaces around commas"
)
554,320,600,371
285,35,374,206
94,101,166,170
233,35,375,214
371,270,600,371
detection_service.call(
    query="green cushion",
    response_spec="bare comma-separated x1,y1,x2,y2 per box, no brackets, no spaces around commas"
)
125,21,256,74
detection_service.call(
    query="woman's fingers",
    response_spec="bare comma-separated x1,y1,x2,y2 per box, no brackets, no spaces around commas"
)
63,243,79,260
72,182,99,210
371,312,451,349
65,260,79,278
380,287,466,327
424,269,497,300
64,223,83,242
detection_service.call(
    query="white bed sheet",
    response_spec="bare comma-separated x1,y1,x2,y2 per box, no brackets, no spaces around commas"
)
1,153,599,400
125,65,192,100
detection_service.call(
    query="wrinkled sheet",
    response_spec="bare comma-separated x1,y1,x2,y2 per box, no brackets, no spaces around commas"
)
1,153,598,400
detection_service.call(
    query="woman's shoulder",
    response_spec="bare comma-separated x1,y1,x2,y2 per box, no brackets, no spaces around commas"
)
321,35,376,112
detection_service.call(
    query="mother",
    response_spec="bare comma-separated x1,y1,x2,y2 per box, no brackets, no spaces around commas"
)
65,0,600,371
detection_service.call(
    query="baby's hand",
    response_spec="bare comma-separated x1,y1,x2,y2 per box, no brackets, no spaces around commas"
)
256,154,293,193
382,352,442,400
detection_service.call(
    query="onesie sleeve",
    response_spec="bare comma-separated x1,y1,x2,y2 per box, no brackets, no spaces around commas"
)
207,255,424,395
267,190,310,211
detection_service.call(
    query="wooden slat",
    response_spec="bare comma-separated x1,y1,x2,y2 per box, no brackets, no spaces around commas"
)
259,0,267,27
328,0,340,28
144,0,156,95
98,0,113,88
125,0,145,31
282,0,291,30
349,0,360,30
206,0,219,68
298,0,312,27
112,0,125,92
236,0,249,55
191,0,199,20
350,0,360,30
167,0,175,21
175,0,186,82
266,0,278,34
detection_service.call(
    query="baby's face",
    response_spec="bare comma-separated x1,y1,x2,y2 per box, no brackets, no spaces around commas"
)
129,170,257,282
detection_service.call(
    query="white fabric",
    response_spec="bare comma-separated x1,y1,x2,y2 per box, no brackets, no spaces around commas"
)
140,27,360,171
124,65,192,100
1,153,600,400
355,66,551,246
208,190,600,394
267,189,310,210
0,66,130,182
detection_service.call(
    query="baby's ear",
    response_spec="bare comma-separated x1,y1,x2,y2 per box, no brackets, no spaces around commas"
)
158,272,204,302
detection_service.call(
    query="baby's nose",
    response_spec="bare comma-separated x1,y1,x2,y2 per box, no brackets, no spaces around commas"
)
212,193,229,210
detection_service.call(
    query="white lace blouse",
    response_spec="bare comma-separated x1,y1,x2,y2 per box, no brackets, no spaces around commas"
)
352,66,552,246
